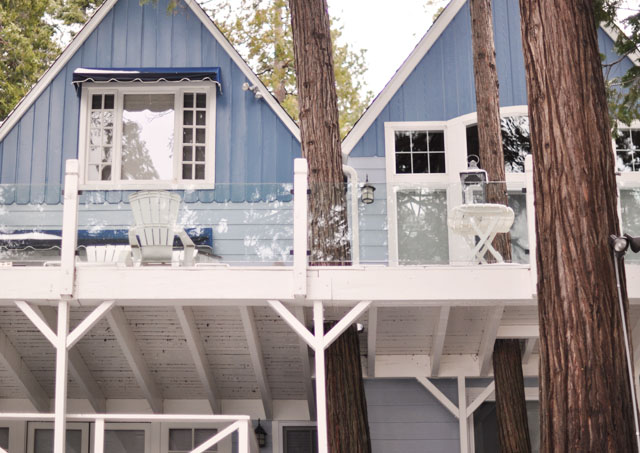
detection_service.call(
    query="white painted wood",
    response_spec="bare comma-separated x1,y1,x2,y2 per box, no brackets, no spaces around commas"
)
430,306,450,376
238,420,250,453
293,159,308,299
94,418,105,453
342,164,360,266
415,377,459,419
496,325,539,338
174,306,220,414
0,447,7,453
478,307,505,376
0,413,251,422
367,306,377,377
239,306,273,419
53,301,70,453
40,307,106,413
292,306,316,420
61,160,80,298
525,155,537,293
267,301,316,351
15,301,58,347
522,338,537,364
466,381,495,415
66,301,114,349
313,302,328,453
322,301,371,349
458,376,469,453
106,307,163,413
190,421,241,453
0,327,49,412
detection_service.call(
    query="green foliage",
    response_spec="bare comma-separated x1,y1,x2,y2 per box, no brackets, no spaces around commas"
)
208,0,373,138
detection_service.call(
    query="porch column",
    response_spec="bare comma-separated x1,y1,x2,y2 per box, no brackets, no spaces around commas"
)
54,300,70,453
313,301,329,453
458,376,469,453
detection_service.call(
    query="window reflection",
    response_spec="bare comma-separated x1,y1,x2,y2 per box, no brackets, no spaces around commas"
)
615,129,640,172
466,116,530,173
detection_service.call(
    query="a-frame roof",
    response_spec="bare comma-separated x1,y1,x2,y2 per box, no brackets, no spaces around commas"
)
0,0,300,144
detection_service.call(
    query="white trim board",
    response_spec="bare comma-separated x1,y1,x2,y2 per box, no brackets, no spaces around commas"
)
0,0,301,144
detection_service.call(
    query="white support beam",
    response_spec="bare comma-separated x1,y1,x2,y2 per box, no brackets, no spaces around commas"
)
477,307,505,376
40,307,106,413
322,301,371,350
466,381,495,415
60,159,79,298
94,418,105,453
54,300,70,453
496,325,539,339
239,306,273,419
458,376,469,453
430,306,450,376
0,327,49,412
367,306,378,378
313,302,329,453
106,307,163,413
522,338,537,365
174,306,220,414
292,306,316,420
292,159,309,300
15,301,57,347
416,376,459,419
267,300,316,351
67,301,115,349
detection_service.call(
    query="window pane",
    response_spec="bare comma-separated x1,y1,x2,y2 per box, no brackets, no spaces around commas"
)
101,165,112,181
0,427,8,450
429,152,446,173
284,427,317,453
183,146,193,162
501,116,529,173
183,110,193,126
183,128,193,144
195,146,206,162
104,430,145,453
92,95,102,110
196,93,206,108
196,111,206,126
184,93,194,108
121,94,175,180
34,429,82,453
104,94,115,109
182,165,193,179
169,429,192,451
195,128,206,144
411,131,428,151
194,429,217,452
466,125,479,157
195,164,205,180
616,129,632,149
395,131,411,151
396,154,411,174
632,130,640,148
412,153,428,173
428,131,444,151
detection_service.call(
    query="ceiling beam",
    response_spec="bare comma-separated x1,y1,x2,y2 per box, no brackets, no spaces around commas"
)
292,306,316,420
40,307,106,413
477,306,505,376
239,306,272,419
106,307,163,413
0,326,49,412
367,306,377,378
175,306,220,414
430,306,450,376
496,325,539,338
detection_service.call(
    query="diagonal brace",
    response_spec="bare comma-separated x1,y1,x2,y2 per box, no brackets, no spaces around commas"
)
190,421,241,453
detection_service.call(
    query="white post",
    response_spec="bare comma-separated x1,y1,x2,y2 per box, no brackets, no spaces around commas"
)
313,301,329,453
458,376,469,453
61,159,80,298
238,419,249,453
94,418,105,453
293,159,309,299
524,155,537,293
54,300,70,453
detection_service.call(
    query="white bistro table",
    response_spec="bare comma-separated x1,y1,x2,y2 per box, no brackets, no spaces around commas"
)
448,203,515,264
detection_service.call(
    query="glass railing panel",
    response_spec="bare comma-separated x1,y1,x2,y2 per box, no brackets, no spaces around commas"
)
620,187,640,263
76,184,294,266
0,184,64,265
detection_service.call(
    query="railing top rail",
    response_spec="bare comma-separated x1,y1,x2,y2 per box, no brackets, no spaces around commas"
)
0,413,251,422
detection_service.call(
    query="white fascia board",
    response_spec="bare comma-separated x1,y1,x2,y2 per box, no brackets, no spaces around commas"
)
184,0,301,142
601,23,640,66
341,0,467,156
0,0,119,143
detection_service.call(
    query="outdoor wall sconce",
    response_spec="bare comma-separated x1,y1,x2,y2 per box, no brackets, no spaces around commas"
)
460,155,488,204
254,419,267,448
361,175,375,205
242,82,263,99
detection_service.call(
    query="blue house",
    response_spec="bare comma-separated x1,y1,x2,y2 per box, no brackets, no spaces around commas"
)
0,0,638,452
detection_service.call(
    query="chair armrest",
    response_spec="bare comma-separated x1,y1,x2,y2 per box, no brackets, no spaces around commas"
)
175,228,195,266
128,228,141,263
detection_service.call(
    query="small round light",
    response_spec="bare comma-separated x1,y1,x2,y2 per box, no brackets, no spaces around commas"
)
613,237,629,253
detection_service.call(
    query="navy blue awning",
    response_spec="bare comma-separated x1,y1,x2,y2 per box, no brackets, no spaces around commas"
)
72,67,221,91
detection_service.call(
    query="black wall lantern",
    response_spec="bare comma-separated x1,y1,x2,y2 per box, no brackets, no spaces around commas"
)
361,175,376,205
254,419,267,448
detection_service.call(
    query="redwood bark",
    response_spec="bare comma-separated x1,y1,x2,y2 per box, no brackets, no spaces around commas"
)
324,322,372,453
493,340,532,453
519,1,636,451
470,0,511,262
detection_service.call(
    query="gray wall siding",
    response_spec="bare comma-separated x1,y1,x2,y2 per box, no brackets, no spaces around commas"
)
0,0,300,197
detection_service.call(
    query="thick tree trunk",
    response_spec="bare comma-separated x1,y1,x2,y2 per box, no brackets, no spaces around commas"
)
519,1,636,451
325,322,372,453
493,340,532,453
470,0,511,263
289,0,350,265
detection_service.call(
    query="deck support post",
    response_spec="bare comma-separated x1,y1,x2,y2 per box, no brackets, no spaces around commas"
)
458,376,469,453
54,300,70,453
313,301,329,453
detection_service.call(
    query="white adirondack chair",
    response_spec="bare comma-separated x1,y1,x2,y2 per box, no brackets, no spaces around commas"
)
127,191,195,266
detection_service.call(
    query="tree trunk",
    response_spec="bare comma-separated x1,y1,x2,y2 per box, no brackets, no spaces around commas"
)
519,1,636,451
493,340,532,453
289,0,350,265
325,322,372,453
470,0,511,263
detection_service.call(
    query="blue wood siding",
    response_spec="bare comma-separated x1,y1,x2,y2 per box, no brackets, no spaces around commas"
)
349,0,634,158
0,0,300,202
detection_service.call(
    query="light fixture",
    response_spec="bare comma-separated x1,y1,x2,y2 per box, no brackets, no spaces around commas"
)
361,175,375,205
460,155,488,204
608,233,640,256
254,419,267,448
242,82,263,99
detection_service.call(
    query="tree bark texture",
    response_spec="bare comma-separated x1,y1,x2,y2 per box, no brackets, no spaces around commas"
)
324,322,372,453
470,0,511,262
493,340,532,453
289,0,350,265
519,1,636,451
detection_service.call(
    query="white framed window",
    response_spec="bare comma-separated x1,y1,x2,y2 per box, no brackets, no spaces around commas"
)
615,127,640,172
161,425,229,453
27,422,89,453
78,82,216,189
390,126,447,176
93,422,150,453
282,425,318,453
